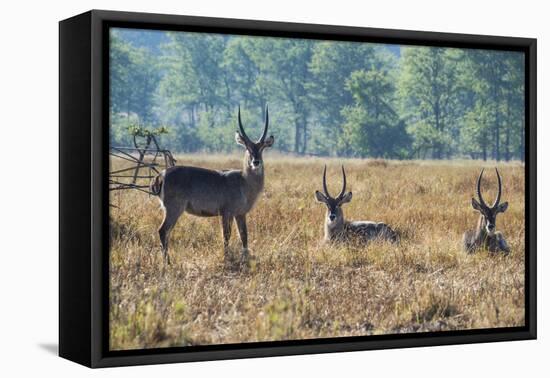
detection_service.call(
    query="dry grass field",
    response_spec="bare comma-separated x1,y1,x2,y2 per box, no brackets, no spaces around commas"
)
109,154,525,351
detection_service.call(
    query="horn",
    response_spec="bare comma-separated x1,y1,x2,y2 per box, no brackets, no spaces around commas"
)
493,168,502,208
322,165,331,198
237,106,251,143
476,168,488,208
259,104,269,143
337,165,347,199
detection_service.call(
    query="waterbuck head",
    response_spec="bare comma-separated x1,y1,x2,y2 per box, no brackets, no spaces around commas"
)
471,168,509,236
235,106,275,173
315,165,353,226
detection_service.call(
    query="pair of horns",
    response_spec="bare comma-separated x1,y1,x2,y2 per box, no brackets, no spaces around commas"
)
476,168,502,209
237,105,269,144
322,165,347,200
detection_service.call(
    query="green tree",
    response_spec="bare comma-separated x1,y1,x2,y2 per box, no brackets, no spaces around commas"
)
501,53,525,161
459,50,525,161
222,37,270,116
341,68,410,158
109,30,162,144
108,28,526,160
398,47,463,159
156,32,231,151
308,42,380,154
250,39,313,154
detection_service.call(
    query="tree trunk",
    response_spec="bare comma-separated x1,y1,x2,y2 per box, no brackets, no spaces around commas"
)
261,101,266,123
482,131,487,161
493,74,501,162
434,99,442,160
223,77,232,114
301,115,307,154
504,128,510,161
294,119,301,154
495,107,500,161
126,98,131,124
504,94,511,161
190,105,196,129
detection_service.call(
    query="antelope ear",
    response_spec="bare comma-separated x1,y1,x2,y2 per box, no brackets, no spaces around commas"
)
471,198,482,211
263,135,275,148
315,190,327,203
497,201,509,213
235,132,247,147
340,192,353,205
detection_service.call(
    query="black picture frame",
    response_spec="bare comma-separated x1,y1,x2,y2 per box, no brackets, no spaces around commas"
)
59,9,537,368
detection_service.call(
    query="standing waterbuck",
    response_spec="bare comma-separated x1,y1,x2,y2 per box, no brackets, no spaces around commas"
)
463,168,510,254
314,165,398,244
150,106,274,264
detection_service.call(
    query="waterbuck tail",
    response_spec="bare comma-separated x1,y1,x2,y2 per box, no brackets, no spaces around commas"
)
389,227,401,244
150,171,165,196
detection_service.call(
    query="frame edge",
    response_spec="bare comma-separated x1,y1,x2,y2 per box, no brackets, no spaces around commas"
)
59,11,93,368
81,9,537,368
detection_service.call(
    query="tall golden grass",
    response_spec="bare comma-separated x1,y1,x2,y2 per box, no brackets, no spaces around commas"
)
109,154,525,350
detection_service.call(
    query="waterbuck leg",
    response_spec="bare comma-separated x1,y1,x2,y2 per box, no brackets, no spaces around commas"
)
497,234,510,254
235,215,249,260
158,202,184,265
462,231,475,254
221,215,234,260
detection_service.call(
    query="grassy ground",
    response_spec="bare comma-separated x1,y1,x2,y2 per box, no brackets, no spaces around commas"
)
109,154,525,350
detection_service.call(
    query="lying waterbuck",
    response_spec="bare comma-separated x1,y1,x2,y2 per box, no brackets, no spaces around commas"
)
150,107,274,264
314,165,398,244
463,168,510,254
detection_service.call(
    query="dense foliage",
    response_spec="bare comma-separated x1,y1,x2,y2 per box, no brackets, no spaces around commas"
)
110,28,525,161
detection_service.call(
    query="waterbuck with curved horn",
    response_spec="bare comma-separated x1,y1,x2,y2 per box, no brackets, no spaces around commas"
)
150,106,274,264
463,168,510,254
314,165,398,244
